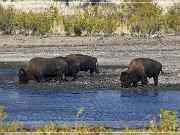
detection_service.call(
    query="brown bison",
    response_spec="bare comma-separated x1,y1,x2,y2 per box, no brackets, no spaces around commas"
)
55,56,80,81
18,57,69,84
120,58,163,88
66,54,99,75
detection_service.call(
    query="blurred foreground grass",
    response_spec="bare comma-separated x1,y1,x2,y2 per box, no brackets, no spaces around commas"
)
0,105,180,134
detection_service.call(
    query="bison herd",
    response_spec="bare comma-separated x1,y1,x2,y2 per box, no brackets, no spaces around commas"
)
18,54,99,84
18,54,163,88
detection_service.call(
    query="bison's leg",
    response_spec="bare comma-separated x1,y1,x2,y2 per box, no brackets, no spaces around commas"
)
153,74,159,86
56,75,62,82
90,69,94,76
61,75,65,81
64,75,69,81
34,76,40,83
35,75,45,83
72,73,78,81
132,82,138,87
56,70,65,82
39,74,45,83
94,69,99,75
90,68,99,75
141,75,148,86
60,73,68,81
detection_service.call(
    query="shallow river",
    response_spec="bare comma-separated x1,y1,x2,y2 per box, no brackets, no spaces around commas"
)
0,67,180,129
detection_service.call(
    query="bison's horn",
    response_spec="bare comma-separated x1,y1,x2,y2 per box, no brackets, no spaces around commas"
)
20,70,24,75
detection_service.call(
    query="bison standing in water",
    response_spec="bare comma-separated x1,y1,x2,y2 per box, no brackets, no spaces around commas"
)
55,56,80,81
120,58,163,88
18,57,69,84
66,54,99,75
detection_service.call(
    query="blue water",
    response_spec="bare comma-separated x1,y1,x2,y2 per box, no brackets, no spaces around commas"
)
0,67,180,129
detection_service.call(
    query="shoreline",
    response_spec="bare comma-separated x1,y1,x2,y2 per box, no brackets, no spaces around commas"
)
0,35,180,89
0,35,180,133
0,61,179,90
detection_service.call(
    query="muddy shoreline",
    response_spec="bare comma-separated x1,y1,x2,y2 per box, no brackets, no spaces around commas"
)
0,61,179,91
0,35,180,90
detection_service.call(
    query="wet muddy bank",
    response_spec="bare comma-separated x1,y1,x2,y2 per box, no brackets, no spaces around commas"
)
0,35,180,90
0,62,179,91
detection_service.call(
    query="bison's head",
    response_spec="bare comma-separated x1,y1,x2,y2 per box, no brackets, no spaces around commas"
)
18,68,29,84
120,71,131,88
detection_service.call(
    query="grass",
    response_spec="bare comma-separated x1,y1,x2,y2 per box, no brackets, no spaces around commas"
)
0,105,180,134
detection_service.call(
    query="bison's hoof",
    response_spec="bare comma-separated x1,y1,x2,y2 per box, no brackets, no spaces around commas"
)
56,81,61,84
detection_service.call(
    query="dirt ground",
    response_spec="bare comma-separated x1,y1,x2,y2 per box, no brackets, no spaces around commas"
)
0,34,180,90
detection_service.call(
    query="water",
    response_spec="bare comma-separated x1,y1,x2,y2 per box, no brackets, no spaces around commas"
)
0,67,180,129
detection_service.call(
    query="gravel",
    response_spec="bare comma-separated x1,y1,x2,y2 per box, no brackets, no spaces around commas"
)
0,34,179,89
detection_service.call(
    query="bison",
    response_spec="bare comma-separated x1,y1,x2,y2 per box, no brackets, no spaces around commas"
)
55,56,80,81
18,57,69,84
66,54,99,75
120,58,163,88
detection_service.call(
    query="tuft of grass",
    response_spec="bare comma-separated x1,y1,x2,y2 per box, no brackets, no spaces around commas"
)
0,105,7,122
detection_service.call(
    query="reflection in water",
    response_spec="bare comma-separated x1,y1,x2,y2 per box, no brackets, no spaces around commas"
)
121,89,159,98
0,68,180,129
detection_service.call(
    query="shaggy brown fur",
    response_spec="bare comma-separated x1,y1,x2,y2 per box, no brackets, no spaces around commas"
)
18,57,68,84
55,56,80,81
120,58,163,88
66,54,99,75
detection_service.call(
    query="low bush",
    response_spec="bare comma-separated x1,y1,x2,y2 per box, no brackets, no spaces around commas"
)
149,109,179,132
122,0,165,38
0,105,7,122
0,105,25,132
125,109,179,134
166,5,180,35
0,5,62,36
0,2,179,37
0,5,15,34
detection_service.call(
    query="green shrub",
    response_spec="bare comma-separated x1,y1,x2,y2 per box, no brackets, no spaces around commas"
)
166,3,180,35
0,5,62,36
0,2,179,37
19,6,61,36
149,109,179,133
0,105,7,122
73,14,85,36
0,106,25,132
159,109,179,132
83,5,103,35
0,5,16,34
63,13,85,36
122,1,164,38
35,123,61,133
63,15,73,36
82,4,122,36
0,120,25,132
35,107,111,134
124,109,179,134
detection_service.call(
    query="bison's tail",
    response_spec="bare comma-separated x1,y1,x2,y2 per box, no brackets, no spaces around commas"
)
95,61,100,74
161,70,164,74
160,68,164,75
96,61,98,68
